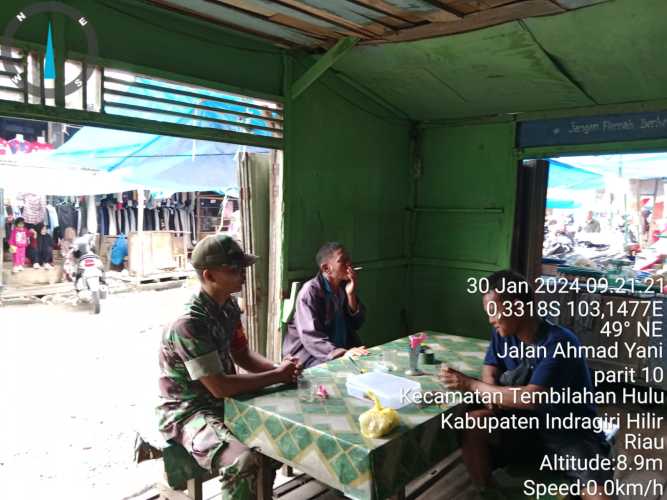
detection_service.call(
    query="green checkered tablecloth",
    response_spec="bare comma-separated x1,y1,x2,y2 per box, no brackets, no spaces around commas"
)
224,333,488,499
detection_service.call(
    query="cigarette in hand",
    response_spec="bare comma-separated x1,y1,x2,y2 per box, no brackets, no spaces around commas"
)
353,266,363,271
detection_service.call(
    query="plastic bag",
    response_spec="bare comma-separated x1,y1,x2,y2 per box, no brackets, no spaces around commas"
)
359,391,399,438
110,234,128,266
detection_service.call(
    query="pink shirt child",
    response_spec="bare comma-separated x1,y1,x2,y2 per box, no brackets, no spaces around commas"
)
9,225,31,267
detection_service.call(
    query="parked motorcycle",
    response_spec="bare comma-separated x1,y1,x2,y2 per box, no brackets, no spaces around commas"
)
65,235,108,314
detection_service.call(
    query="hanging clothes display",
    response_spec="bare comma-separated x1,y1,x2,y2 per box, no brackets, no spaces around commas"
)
78,198,86,236
174,208,182,235
122,207,129,234
180,208,190,240
4,191,203,275
189,209,196,245
45,205,59,232
17,193,46,224
128,206,136,232
86,195,97,234
144,208,152,231
8,134,30,154
107,206,117,236
161,207,169,232
56,203,78,231
97,203,107,236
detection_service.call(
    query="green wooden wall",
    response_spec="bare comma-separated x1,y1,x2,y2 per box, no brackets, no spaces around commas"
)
284,60,412,346
410,123,517,339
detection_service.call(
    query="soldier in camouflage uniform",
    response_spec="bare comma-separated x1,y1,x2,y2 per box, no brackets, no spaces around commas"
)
158,235,301,499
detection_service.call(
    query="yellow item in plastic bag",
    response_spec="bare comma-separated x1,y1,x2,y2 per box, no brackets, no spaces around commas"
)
359,391,400,438
9,245,16,254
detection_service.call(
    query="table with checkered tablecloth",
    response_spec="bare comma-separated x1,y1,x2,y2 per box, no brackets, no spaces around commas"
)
225,333,488,499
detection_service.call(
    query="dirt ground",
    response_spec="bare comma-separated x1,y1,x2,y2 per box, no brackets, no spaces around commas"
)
0,282,200,500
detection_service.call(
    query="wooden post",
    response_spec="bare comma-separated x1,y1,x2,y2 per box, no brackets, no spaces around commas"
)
185,478,203,500
388,488,406,500
182,230,188,270
291,37,359,99
255,453,274,500
137,189,145,278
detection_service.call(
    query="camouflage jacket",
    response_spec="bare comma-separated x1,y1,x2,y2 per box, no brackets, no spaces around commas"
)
157,291,248,440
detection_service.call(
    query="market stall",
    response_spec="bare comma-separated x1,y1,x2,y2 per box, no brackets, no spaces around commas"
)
1,123,273,297
541,155,666,292
2,184,207,289
534,155,667,391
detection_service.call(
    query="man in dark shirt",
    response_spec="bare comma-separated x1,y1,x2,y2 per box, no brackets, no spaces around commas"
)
440,270,612,500
282,242,368,368
582,210,602,233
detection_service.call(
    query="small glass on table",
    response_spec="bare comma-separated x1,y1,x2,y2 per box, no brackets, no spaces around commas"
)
379,350,400,372
297,375,314,403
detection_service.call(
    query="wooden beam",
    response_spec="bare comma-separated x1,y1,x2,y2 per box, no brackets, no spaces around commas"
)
346,0,460,22
333,2,415,30
381,0,564,42
479,0,524,7
148,0,300,48
421,0,467,17
550,0,610,8
206,0,342,42
271,0,385,38
427,1,474,15
291,37,359,99
344,0,425,24
268,14,340,41
0,100,284,149
363,14,411,30
414,10,464,22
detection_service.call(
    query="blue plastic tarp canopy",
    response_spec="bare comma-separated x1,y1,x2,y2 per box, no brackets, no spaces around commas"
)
546,198,581,209
548,160,605,191
552,153,667,179
546,160,605,209
0,160,143,195
49,125,268,194
48,73,276,194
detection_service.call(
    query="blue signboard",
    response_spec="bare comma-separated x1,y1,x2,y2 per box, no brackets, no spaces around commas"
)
517,110,667,148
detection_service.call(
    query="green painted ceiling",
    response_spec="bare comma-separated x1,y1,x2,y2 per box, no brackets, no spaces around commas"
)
332,0,667,120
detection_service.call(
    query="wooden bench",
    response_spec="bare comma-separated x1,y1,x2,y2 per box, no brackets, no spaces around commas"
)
135,433,211,500
158,443,213,500
135,433,275,500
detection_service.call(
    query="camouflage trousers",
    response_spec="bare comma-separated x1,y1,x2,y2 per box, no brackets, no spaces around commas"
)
178,411,277,500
